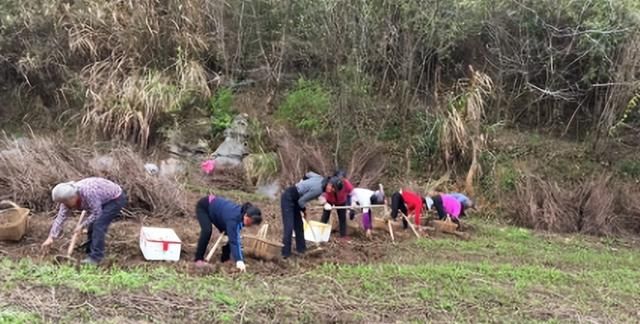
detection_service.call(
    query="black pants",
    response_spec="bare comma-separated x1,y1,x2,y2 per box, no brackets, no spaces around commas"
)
433,195,462,227
281,186,306,257
321,205,347,237
195,197,233,262
85,193,127,261
390,192,409,229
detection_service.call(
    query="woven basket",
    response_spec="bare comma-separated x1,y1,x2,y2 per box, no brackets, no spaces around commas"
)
242,224,282,261
433,217,458,233
243,235,282,261
0,200,29,241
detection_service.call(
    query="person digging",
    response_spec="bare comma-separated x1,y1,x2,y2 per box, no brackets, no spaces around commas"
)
389,188,426,233
193,194,262,272
280,173,342,258
349,185,385,238
425,193,464,229
319,170,353,242
41,177,127,265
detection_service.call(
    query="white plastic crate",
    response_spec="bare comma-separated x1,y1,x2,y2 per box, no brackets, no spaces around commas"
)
139,227,182,261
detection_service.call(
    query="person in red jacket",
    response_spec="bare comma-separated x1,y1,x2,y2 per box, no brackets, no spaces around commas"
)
390,189,425,229
320,170,354,240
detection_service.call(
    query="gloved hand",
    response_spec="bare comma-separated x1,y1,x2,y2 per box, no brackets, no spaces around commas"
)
236,261,246,272
323,203,333,211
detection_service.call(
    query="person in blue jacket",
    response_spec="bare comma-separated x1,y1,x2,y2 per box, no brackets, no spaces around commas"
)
194,194,262,272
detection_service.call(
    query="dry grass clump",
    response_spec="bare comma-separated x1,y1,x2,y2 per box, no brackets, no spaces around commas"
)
270,128,332,185
0,136,188,217
346,143,386,188
513,173,640,236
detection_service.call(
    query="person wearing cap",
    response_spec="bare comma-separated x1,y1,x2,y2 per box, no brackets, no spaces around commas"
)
448,192,475,216
280,172,341,258
426,194,464,227
349,185,385,238
319,170,353,241
41,177,127,265
390,189,424,229
194,194,262,272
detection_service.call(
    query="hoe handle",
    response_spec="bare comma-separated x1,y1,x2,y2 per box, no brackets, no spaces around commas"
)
205,232,227,262
66,211,86,257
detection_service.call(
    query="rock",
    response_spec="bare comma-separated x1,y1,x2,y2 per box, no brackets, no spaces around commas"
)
212,114,250,168
144,163,159,175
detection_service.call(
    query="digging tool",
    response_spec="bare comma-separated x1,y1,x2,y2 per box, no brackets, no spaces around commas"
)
54,211,86,264
311,205,386,211
401,214,421,238
387,219,395,244
205,231,227,262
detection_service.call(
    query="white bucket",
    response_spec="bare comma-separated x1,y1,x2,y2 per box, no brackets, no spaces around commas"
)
303,220,331,243
139,227,182,261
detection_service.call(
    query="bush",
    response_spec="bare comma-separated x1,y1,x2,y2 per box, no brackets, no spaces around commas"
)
276,79,331,135
617,159,640,179
209,88,235,137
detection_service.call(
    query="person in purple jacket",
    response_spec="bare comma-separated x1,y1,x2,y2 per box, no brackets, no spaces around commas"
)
41,177,127,265
425,193,464,228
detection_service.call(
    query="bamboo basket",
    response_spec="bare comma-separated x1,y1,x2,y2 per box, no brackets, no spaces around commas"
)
332,214,401,234
243,224,282,261
432,217,458,234
0,200,29,241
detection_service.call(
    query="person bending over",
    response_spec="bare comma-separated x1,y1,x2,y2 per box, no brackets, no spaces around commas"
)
281,173,341,258
42,177,127,265
389,189,424,229
194,194,262,272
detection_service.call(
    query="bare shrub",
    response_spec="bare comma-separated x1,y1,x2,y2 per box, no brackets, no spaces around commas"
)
270,128,332,185
514,173,640,236
346,143,386,188
514,175,578,233
0,136,188,217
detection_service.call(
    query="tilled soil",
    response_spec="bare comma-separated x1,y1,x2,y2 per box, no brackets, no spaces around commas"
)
0,201,429,275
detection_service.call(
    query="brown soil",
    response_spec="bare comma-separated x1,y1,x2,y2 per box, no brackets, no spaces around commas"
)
0,200,440,275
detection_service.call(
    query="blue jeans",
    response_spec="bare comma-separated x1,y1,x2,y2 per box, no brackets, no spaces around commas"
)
86,193,127,261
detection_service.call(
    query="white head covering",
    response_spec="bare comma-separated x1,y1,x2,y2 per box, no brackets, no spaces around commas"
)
51,181,78,202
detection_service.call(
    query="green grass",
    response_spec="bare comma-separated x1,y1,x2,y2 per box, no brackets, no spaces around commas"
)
0,310,40,324
1,221,639,322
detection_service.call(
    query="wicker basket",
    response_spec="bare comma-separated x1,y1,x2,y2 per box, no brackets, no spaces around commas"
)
242,224,282,261
0,200,29,241
432,217,458,234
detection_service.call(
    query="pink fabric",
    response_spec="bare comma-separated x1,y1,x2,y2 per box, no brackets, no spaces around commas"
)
442,195,462,220
200,160,216,174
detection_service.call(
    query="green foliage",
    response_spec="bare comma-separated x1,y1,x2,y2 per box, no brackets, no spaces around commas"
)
497,163,519,192
209,88,235,137
617,159,640,179
0,310,40,324
415,114,443,165
276,79,331,134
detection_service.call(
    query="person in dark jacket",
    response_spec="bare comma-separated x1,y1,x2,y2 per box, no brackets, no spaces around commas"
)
281,173,341,257
194,194,262,272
